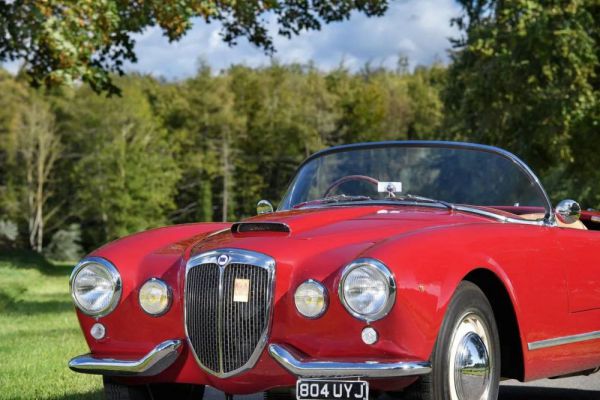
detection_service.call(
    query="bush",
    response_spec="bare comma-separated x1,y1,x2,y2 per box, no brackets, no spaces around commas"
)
0,219,18,246
44,224,83,261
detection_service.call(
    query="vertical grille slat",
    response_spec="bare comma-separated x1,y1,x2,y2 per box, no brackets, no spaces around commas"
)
185,251,274,376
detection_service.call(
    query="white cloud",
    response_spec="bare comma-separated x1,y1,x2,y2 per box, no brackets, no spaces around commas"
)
125,0,461,78
2,0,462,79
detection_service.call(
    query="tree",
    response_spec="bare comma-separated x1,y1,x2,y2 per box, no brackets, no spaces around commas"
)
1,60,450,251
564,0,600,209
228,63,339,214
157,65,245,223
17,100,61,252
0,0,388,94
0,73,62,252
405,64,446,138
326,60,445,144
445,0,598,182
55,76,180,246
0,71,29,226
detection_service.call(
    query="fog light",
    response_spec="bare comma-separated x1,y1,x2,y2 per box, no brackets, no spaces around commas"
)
139,278,172,316
361,327,378,345
90,323,106,340
294,279,328,318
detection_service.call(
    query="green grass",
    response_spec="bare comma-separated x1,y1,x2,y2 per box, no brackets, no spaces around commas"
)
0,251,102,399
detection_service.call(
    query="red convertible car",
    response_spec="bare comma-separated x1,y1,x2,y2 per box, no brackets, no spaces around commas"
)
69,141,600,400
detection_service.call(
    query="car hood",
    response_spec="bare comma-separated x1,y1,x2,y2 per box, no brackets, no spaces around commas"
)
189,205,493,273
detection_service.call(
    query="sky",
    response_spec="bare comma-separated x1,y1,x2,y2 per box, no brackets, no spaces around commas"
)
2,0,462,80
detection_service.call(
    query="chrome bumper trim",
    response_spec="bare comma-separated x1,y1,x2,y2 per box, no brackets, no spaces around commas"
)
69,339,182,376
269,344,431,378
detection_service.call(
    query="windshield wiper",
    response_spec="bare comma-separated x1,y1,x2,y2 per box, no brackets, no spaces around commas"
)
293,195,372,209
387,193,455,210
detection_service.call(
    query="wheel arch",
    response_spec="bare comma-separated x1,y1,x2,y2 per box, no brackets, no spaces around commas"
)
462,268,525,381
366,225,532,377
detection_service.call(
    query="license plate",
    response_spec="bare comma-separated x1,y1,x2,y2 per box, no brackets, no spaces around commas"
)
296,380,369,400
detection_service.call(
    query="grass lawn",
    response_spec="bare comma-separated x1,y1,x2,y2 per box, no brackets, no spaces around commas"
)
0,251,102,399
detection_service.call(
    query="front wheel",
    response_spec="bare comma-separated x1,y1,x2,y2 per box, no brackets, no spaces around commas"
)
403,281,500,400
103,377,205,400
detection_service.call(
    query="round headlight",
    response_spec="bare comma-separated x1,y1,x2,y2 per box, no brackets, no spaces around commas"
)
70,257,121,317
139,278,172,316
339,259,395,321
294,279,328,318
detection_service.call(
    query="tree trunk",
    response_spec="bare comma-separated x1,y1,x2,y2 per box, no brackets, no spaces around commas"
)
19,101,61,253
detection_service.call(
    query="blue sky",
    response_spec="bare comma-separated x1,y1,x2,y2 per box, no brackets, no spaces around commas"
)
3,0,462,79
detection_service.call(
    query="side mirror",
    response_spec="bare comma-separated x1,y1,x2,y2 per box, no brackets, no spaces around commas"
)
257,200,274,215
555,199,581,224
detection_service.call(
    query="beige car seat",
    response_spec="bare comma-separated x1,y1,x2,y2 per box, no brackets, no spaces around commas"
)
520,213,587,230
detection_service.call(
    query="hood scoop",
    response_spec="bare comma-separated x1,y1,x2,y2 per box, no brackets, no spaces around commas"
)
231,222,291,234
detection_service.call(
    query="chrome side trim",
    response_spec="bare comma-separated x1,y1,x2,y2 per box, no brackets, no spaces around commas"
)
269,344,431,378
68,339,182,376
184,248,276,378
528,330,600,351
452,205,550,226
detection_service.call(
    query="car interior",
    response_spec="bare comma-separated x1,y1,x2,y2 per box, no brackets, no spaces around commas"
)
496,206,600,230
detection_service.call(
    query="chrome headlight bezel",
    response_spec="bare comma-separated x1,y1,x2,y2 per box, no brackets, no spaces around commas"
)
338,258,396,322
294,279,329,319
70,257,122,318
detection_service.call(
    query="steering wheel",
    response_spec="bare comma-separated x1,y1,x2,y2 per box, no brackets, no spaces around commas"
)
323,175,379,197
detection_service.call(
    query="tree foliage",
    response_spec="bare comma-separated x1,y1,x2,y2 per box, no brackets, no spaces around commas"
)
53,77,181,246
1,1,598,257
0,60,445,253
0,73,61,252
445,0,598,204
0,0,387,94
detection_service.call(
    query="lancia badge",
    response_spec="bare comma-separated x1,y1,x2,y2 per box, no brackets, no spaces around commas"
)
217,254,230,266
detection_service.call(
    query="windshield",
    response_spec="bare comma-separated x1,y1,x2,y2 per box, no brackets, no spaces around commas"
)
279,142,550,217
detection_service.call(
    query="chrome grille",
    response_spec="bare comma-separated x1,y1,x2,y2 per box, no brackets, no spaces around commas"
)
185,249,275,377
186,264,220,372
222,264,270,373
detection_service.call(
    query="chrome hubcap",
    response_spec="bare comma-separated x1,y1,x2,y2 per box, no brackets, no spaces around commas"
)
448,313,492,400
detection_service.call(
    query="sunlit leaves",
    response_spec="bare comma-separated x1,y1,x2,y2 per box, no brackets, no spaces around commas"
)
446,0,598,207
0,0,388,94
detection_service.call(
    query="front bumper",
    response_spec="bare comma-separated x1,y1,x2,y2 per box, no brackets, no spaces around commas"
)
69,340,182,376
268,344,431,378
69,340,431,379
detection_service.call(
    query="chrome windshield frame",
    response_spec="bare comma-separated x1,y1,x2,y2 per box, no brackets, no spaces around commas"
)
280,141,555,225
